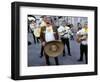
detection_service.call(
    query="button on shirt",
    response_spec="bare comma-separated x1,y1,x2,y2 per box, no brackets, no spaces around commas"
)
45,26,55,42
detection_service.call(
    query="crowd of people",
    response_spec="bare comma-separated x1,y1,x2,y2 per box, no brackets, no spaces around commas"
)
28,15,88,65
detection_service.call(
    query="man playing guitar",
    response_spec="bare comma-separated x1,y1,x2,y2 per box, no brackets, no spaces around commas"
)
76,23,88,64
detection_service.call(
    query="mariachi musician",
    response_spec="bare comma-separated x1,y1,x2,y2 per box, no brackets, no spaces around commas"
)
40,16,59,65
58,22,72,56
76,23,88,64
28,15,40,44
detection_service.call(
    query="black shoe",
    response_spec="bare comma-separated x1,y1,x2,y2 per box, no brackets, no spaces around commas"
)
68,53,71,56
77,59,83,62
86,61,88,64
40,55,43,58
46,63,51,65
56,63,59,65
63,54,65,56
28,41,32,45
63,53,65,56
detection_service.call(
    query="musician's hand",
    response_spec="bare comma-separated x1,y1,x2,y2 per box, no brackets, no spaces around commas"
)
42,42,45,46
81,36,87,40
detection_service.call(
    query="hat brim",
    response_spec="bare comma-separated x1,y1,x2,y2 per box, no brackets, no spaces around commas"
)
44,40,64,57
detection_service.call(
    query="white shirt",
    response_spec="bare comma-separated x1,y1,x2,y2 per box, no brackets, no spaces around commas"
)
45,26,55,42
77,28,88,45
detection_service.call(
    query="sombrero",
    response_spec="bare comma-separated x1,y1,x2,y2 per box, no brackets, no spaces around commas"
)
44,40,64,57
28,15,36,22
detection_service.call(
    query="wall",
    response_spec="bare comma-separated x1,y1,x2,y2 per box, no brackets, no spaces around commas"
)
0,0,99,82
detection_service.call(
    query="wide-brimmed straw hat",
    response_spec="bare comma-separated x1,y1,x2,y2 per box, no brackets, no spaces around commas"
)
44,40,64,57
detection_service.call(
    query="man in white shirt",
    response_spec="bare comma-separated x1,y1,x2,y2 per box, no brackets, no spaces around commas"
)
28,15,37,45
40,16,55,58
76,23,88,64
28,15,40,44
58,24,72,56
40,16,59,65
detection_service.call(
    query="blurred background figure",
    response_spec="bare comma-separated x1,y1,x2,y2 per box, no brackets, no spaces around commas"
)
28,15,40,44
70,24,74,40
77,22,82,31
39,15,47,27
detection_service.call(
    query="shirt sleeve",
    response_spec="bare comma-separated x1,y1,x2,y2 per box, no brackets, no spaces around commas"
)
76,30,82,35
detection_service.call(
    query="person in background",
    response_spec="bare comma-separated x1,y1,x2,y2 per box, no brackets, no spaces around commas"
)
77,22,82,31
29,16,40,44
40,15,47,27
76,23,88,64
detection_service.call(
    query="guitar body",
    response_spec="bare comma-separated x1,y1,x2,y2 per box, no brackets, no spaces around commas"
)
76,34,87,43
76,35,82,43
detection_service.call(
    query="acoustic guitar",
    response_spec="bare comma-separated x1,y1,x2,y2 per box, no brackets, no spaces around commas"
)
76,34,87,43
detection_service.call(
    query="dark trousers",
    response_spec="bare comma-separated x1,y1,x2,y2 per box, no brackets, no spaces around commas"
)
61,38,71,55
40,46,44,57
31,31,36,44
31,31,40,44
40,46,59,65
36,37,40,43
70,35,74,40
44,53,59,65
80,44,88,64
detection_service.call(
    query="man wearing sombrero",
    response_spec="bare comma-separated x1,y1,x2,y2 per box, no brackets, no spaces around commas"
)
40,16,60,65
